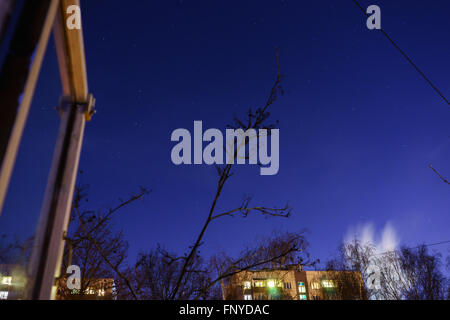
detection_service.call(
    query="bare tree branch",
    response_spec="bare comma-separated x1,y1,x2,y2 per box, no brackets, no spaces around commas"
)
58,185,149,300
169,49,285,300
75,205,139,300
211,199,291,221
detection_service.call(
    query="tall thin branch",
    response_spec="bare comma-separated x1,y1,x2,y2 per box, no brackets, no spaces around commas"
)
169,49,284,299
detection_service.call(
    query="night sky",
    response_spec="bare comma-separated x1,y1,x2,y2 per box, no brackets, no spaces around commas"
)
1,0,449,266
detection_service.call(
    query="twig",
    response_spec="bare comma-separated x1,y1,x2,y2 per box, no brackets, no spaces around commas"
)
211,204,291,221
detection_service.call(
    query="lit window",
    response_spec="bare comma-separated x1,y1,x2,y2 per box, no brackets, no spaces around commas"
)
254,281,265,287
1,276,12,285
299,294,307,300
98,289,105,297
267,280,275,288
244,294,252,300
322,280,335,288
0,291,8,300
86,287,95,295
311,282,320,290
298,281,306,293
243,281,251,289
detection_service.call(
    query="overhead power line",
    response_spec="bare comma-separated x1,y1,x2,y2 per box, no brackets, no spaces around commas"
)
351,0,450,105
373,240,450,256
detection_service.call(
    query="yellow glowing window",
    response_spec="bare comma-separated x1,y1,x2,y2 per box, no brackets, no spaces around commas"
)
322,280,335,288
311,282,320,289
267,280,275,288
254,281,265,287
86,287,96,295
299,294,307,300
98,289,105,296
1,277,12,285
243,281,251,289
299,286,306,293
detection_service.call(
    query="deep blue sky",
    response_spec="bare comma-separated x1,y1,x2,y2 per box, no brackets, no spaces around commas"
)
1,0,449,266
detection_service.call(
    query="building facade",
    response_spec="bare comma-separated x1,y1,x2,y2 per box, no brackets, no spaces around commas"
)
224,265,365,300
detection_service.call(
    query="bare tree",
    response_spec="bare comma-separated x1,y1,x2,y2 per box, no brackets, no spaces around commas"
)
447,254,450,299
0,234,32,265
364,246,448,300
396,245,447,300
125,245,218,300
165,49,296,300
328,240,449,300
55,49,310,300
0,235,17,264
128,230,314,300
58,184,149,300
326,239,375,299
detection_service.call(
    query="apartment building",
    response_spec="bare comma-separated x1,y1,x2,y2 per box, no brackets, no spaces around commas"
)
0,264,27,300
224,264,365,300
